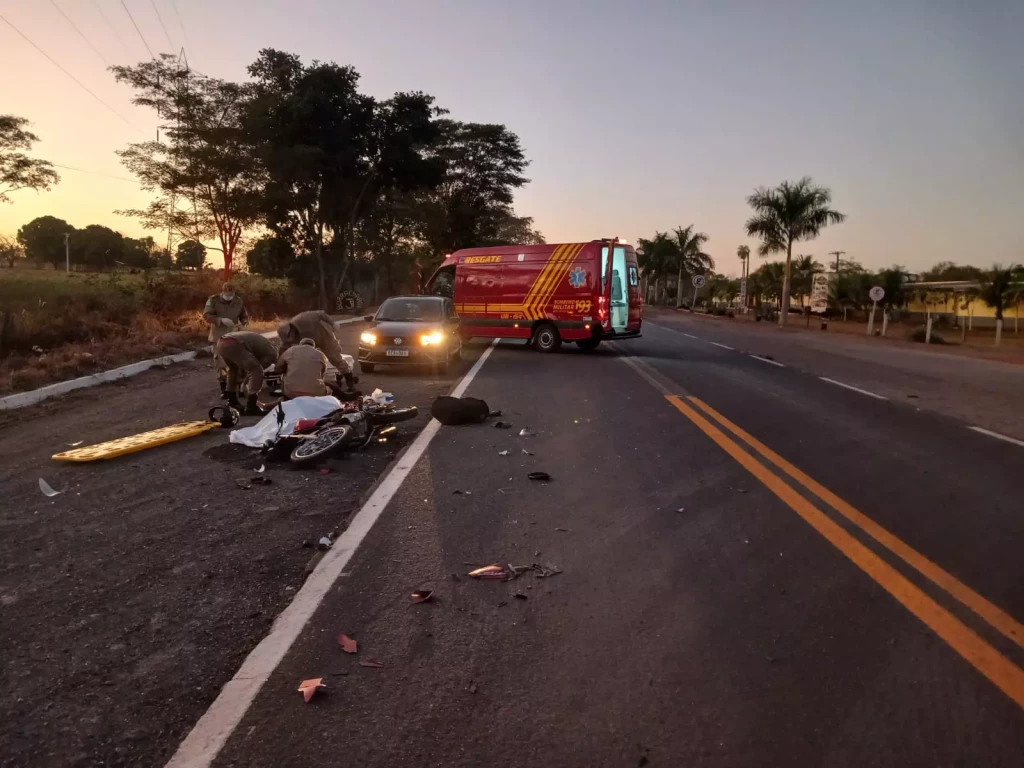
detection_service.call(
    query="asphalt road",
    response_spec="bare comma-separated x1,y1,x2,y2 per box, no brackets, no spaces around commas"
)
186,324,1024,768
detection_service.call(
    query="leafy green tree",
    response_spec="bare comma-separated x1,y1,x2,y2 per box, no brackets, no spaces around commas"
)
874,266,909,312
17,215,75,268
745,177,845,326
790,254,824,308
112,56,263,278
175,239,206,270
979,263,1023,346
672,225,713,307
751,261,786,307
152,248,174,269
73,224,124,269
123,236,158,269
1,115,60,204
919,261,985,282
0,234,24,267
245,49,440,306
244,235,294,278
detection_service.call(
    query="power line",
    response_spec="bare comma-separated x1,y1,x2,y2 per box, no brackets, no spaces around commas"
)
0,14,142,132
120,0,155,59
90,0,131,57
50,1,109,67
149,0,174,51
51,163,141,184
169,0,191,57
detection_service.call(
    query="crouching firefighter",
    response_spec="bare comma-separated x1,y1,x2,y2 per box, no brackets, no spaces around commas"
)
276,338,338,399
277,310,356,392
204,282,248,397
214,331,277,415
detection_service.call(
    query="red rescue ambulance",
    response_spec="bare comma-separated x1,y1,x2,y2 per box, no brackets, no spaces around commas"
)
426,239,642,351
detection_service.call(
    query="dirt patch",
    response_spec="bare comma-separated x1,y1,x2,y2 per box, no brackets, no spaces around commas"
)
0,323,479,767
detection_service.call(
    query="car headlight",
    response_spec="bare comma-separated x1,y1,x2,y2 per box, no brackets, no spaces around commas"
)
360,331,377,346
420,331,444,346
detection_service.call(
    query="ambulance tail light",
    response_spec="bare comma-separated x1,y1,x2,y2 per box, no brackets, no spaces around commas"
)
597,295,608,321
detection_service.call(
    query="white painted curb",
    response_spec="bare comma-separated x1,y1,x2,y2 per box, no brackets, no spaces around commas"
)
0,316,365,412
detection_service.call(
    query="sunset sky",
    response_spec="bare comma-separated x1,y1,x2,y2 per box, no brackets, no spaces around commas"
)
2,0,1022,276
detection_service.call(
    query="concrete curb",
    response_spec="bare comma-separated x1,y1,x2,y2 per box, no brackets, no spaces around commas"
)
0,316,365,412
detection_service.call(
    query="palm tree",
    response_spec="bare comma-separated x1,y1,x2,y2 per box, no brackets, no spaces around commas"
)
979,263,1023,346
736,245,750,311
790,255,824,309
637,232,675,305
745,177,846,326
752,261,786,313
672,225,713,307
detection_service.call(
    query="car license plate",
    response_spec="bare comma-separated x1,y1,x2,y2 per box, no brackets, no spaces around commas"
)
386,349,409,357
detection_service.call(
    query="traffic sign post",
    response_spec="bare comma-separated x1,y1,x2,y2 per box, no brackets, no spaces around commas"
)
867,285,885,335
691,274,705,309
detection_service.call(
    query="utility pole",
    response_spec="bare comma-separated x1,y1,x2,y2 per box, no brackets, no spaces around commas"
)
829,250,845,275
63,233,70,274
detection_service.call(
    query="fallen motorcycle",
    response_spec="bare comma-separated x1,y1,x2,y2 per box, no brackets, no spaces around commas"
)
265,395,418,465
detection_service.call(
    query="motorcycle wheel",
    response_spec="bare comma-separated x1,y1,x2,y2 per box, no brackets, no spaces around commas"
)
290,425,355,465
366,405,419,426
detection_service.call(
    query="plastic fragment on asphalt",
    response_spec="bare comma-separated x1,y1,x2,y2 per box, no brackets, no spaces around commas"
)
235,478,251,490
256,464,265,473
498,450,509,456
298,678,325,702
518,428,534,437
676,507,685,513
521,449,533,455
493,421,512,429
359,659,384,668
468,564,508,579
338,634,358,654
67,441,83,447
513,593,528,600
527,471,551,482
38,478,62,497
318,536,332,550
319,468,331,475
411,589,434,604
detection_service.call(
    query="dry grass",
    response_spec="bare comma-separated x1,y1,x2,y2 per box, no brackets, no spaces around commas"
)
0,268,314,395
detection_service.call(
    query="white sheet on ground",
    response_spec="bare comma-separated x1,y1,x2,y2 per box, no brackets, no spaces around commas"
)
229,395,342,448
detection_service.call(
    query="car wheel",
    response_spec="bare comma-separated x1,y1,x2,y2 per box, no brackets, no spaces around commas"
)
577,338,600,352
533,322,561,353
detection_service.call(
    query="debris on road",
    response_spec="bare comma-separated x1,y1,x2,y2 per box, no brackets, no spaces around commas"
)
518,428,534,437
256,464,266,473
317,536,332,551
235,478,251,490
497,600,509,608
38,478,62,497
468,682,478,694
452,489,472,495
338,634,358,654
468,564,508,579
676,507,685,513
493,421,512,429
521,449,533,456
431,395,492,425
498,450,509,456
298,678,325,702
301,540,312,549
251,476,272,486
359,659,384,669
67,441,83,447
319,468,331,475
513,593,528,600
555,527,569,532
527,471,551,482
411,589,434,604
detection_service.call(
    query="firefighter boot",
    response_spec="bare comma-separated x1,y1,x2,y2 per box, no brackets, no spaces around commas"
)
225,390,240,409
218,376,229,399
343,372,358,391
244,394,263,416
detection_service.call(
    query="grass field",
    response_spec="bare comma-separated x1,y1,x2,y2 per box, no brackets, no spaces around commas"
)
0,268,313,394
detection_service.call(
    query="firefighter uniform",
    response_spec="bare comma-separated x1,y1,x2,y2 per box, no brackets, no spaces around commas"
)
277,339,331,399
277,311,353,377
204,285,249,395
214,331,277,414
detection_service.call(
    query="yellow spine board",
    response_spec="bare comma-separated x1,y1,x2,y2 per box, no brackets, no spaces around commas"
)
52,421,219,462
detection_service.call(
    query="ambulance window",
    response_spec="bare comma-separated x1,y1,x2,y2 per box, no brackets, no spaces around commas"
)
628,265,639,287
431,266,455,297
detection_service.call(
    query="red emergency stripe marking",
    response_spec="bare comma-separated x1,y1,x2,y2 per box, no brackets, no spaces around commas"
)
524,244,570,319
535,243,586,317
528,243,578,320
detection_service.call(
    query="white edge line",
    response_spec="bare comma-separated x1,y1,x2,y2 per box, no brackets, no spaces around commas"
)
708,341,734,351
165,339,499,768
748,355,785,368
819,376,888,401
0,316,365,412
967,426,1024,449
644,321,699,340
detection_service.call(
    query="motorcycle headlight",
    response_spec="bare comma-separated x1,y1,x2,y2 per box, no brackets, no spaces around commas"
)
360,331,377,346
420,331,444,346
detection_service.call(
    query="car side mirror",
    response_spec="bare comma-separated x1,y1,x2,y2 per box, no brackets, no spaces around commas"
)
363,314,374,322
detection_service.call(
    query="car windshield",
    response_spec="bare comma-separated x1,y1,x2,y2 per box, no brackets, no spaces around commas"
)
376,298,442,322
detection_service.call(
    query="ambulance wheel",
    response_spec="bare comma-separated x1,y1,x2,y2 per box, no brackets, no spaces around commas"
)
533,323,561,353
361,363,375,373
577,338,601,352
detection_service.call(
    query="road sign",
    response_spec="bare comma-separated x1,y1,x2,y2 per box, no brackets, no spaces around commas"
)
691,274,706,288
869,286,885,302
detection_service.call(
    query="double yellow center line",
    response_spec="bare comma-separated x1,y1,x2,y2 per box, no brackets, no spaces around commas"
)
618,352,1024,710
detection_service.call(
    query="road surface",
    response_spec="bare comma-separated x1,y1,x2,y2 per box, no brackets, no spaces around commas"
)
204,321,1023,768
3,317,1023,767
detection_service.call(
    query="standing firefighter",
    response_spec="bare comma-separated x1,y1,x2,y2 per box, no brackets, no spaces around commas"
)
277,310,356,391
204,283,249,396
214,331,277,415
